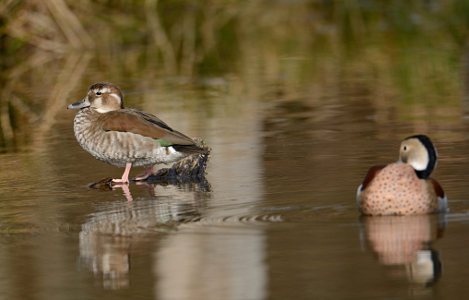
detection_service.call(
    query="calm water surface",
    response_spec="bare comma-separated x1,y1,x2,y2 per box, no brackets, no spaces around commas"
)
1,46,469,299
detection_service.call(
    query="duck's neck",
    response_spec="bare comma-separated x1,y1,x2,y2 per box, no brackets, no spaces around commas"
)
73,108,102,144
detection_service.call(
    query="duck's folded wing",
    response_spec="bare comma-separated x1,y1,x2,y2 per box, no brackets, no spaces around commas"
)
359,165,386,191
430,178,448,212
98,109,196,146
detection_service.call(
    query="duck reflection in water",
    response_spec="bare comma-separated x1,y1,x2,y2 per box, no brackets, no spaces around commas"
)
89,175,210,202
79,181,209,289
360,215,444,287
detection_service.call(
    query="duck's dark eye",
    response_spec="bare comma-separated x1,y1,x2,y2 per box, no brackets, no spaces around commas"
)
403,146,407,151
96,91,102,96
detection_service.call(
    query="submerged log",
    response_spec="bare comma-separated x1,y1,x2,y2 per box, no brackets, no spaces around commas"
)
149,142,210,182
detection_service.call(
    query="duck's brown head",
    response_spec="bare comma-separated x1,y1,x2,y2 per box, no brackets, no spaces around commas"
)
67,82,124,113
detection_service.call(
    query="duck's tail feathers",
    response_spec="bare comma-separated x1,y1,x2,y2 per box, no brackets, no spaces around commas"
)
172,144,207,155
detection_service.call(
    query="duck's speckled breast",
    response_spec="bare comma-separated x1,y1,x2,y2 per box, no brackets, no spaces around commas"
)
73,108,186,167
358,163,439,216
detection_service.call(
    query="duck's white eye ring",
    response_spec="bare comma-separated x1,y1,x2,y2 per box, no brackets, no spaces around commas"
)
96,91,102,96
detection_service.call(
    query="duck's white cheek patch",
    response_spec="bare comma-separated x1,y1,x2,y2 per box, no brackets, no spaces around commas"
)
93,98,112,113
110,93,122,104
411,154,429,171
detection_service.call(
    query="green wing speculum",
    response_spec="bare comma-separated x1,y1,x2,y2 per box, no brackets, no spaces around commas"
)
155,138,173,147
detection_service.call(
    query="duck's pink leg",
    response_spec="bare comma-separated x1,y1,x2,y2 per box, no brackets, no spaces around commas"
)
133,165,156,181
110,181,134,201
120,184,133,201
112,162,132,184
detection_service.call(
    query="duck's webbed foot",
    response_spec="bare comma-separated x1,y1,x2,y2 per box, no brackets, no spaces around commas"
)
132,165,156,181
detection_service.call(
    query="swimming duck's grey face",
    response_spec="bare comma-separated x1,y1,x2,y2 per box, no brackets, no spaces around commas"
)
67,82,124,113
398,135,437,179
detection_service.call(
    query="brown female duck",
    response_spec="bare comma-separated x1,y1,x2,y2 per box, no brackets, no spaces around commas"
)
68,82,204,184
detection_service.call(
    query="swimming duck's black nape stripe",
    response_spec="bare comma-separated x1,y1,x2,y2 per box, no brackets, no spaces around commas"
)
405,134,437,179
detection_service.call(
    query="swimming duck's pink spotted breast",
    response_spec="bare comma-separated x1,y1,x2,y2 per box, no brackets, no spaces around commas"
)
359,163,439,216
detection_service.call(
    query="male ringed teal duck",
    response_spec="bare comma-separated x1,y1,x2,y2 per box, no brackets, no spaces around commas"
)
68,82,204,184
356,135,447,216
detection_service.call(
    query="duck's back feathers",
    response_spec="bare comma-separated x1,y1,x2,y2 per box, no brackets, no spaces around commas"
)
99,108,197,146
